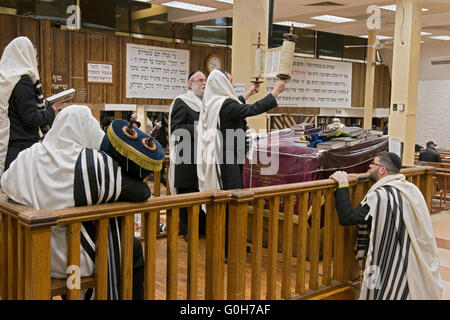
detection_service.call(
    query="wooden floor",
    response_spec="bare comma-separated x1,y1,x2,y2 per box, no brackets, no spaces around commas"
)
151,234,334,300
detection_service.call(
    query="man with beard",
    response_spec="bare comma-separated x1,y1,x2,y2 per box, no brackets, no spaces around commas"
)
329,151,442,299
169,70,207,240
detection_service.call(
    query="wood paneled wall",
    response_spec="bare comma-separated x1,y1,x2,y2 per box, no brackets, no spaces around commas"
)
1,14,390,110
0,14,232,106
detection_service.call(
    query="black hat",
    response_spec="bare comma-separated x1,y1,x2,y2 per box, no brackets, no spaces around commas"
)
426,141,436,147
387,152,402,171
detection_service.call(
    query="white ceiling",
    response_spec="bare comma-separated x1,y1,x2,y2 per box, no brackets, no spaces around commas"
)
146,0,450,44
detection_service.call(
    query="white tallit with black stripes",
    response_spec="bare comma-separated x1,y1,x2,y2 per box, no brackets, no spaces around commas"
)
74,147,122,300
358,174,443,300
0,105,110,290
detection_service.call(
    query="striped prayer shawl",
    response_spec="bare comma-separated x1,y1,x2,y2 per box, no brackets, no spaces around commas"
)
361,185,411,300
34,79,50,134
74,148,122,300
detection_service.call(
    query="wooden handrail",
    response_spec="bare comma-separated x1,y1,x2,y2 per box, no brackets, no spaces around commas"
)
0,165,435,300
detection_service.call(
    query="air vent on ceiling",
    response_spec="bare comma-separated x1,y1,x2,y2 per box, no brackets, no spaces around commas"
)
307,1,343,6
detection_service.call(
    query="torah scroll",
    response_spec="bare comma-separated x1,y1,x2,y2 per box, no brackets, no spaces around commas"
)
254,39,295,80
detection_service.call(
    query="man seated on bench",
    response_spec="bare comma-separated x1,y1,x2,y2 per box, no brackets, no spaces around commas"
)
0,105,165,300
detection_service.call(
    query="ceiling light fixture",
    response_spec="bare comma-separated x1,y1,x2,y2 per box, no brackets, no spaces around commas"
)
214,0,233,4
274,21,316,28
161,1,217,12
429,35,450,41
310,15,355,23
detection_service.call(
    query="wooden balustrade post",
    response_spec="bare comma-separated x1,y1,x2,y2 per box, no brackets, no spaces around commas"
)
0,214,6,300
251,198,265,299
281,194,295,299
267,196,280,299
67,223,81,300
120,215,134,300
420,167,435,213
205,191,230,300
144,211,158,300
227,190,253,300
23,224,54,300
94,219,109,300
167,207,179,300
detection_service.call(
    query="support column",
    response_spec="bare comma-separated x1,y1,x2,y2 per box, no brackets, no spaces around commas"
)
388,0,422,164
363,30,376,130
231,0,270,133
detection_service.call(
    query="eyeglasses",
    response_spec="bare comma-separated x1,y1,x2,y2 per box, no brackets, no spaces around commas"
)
370,160,384,167
192,79,206,83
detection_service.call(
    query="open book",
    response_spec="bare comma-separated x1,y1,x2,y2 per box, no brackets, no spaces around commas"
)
45,88,76,106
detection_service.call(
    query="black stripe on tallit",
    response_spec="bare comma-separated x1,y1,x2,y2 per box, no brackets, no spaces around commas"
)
377,186,401,299
108,217,121,300
365,189,381,299
80,222,96,262
383,188,407,299
74,150,87,207
85,149,99,204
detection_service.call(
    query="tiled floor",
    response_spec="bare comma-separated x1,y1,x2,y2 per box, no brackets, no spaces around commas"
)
430,200,450,300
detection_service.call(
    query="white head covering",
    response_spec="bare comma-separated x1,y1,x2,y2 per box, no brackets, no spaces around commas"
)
168,89,203,195
0,36,40,177
1,105,108,279
196,69,242,192
0,105,105,210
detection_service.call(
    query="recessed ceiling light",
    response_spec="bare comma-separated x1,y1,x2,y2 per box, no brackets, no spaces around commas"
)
161,1,217,12
274,21,316,28
421,32,432,36
359,35,392,40
379,5,428,12
429,35,450,41
310,15,355,23
214,0,233,3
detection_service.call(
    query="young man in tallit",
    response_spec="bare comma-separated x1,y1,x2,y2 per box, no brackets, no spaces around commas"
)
168,70,207,240
0,36,58,176
1,105,165,299
330,151,443,300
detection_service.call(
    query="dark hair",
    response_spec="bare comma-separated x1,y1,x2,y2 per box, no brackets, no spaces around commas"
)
376,151,401,173
188,70,203,81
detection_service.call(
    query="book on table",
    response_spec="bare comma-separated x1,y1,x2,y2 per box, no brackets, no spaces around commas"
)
340,126,364,137
316,140,346,150
291,122,315,131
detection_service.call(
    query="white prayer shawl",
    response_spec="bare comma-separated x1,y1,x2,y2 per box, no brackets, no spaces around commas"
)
168,90,202,195
1,105,107,278
0,36,40,178
359,174,443,300
197,69,242,192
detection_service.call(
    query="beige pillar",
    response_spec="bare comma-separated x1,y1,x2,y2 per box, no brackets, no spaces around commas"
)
388,0,422,165
231,0,270,133
363,30,377,130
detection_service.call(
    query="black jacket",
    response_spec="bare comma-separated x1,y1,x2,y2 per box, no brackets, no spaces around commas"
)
334,187,371,226
170,97,200,189
219,93,278,190
418,147,442,163
7,75,55,146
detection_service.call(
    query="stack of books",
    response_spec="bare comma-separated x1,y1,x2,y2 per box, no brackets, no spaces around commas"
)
316,140,346,151
291,123,320,134
333,136,362,147
340,126,364,137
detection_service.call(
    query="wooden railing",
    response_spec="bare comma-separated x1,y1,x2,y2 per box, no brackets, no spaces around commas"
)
0,166,435,300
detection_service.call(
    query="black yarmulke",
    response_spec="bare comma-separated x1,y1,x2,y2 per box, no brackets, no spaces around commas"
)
388,152,402,171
